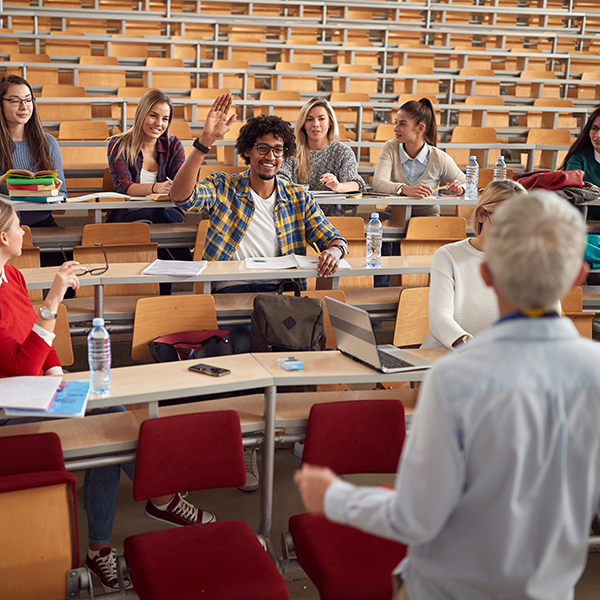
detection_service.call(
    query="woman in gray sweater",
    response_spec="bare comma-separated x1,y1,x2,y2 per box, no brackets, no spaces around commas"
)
279,97,366,216
0,74,67,228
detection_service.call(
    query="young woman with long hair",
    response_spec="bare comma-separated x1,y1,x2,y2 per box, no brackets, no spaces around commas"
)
107,89,185,223
560,105,600,220
278,97,365,216
0,74,67,228
422,179,526,349
373,98,465,217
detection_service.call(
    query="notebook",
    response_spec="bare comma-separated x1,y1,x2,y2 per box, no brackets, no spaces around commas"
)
325,297,433,374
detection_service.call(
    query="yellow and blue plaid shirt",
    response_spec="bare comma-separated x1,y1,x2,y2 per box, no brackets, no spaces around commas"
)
174,170,346,263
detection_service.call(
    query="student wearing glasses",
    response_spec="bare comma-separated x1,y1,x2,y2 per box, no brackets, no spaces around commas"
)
0,74,68,229
0,198,213,592
560,105,600,220
278,97,366,216
422,180,526,349
170,93,348,291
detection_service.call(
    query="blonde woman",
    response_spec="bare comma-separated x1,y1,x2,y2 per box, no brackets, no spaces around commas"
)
107,89,185,223
422,179,526,349
278,97,365,216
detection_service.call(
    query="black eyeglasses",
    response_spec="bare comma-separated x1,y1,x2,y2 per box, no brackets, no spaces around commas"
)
484,209,494,223
2,96,34,107
254,143,286,157
60,242,109,276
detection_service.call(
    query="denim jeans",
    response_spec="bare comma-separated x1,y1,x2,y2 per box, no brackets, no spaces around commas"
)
1,405,136,546
84,406,136,545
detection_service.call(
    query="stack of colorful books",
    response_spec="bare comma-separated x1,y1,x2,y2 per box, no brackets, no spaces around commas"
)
5,168,64,203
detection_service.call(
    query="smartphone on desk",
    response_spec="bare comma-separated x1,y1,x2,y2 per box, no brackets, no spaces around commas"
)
188,363,231,377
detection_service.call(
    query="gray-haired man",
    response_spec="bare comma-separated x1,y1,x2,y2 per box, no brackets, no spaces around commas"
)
295,192,600,600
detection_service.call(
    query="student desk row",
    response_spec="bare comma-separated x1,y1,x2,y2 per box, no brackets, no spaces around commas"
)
22,256,434,319
16,194,478,231
0,348,441,561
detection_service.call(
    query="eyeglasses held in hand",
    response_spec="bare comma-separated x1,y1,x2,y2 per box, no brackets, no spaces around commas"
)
59,242,109,276
2,96,34,107
254,143,286,157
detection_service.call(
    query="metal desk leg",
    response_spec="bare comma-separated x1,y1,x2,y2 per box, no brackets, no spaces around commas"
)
259,385,277,554
94,283,104,320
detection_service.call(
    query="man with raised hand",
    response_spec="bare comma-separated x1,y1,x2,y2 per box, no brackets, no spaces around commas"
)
295,191,600,600
170,93,348,288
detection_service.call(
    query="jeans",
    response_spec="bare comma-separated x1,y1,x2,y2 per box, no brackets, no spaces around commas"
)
1,405,136,546
84,406,136,545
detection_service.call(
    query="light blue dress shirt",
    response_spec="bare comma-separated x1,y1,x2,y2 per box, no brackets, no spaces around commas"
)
325,317,600,600
398,142,430,183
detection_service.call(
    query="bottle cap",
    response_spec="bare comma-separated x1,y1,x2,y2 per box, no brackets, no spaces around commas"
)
371,212,379,219
92,317,105,327
470,156,476,160
498,155,504,160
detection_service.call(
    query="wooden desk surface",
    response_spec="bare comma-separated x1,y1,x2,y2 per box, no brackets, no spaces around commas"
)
64,354,274,409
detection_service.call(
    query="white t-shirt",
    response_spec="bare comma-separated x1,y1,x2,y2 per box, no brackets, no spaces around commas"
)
214,188,281,291
140,169,158,185
232,188,280,260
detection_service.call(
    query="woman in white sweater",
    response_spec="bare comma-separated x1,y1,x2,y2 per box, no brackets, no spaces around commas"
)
422,179,526,349
373,98,465,217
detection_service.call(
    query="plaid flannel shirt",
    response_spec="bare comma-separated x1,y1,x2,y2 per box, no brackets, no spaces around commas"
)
173,170,346,267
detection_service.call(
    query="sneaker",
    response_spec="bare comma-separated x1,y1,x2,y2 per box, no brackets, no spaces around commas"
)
86,547,131,592
238,447,260,492
144,492,215,527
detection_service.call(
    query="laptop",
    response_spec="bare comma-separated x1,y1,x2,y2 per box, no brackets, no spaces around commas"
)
325,296,433,374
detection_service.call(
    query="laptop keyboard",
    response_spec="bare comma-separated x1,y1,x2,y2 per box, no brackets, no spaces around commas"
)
378,349,415,370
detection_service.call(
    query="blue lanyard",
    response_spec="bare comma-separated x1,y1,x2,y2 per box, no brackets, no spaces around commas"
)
496,310,560,325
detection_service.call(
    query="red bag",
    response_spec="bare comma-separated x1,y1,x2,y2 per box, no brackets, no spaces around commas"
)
513,169,585,190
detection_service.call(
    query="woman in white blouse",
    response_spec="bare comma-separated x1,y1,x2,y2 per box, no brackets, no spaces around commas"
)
422,179,526,349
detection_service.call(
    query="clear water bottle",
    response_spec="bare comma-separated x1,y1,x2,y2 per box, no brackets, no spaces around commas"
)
366,212,383,268
493,155,507,181
88,317,112,394
465,156,479,201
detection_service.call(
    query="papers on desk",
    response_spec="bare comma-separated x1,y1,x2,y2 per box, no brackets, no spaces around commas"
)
4,380,91,419
66,192,131,202
309,190,348,201
142,259,208,277
0,376,62,411
245,254,351,270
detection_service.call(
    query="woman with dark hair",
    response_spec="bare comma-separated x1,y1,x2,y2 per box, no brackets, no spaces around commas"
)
0,74,67,228
279,97,365,216
560,105,600,220
373,98,465,217
107,88,185,223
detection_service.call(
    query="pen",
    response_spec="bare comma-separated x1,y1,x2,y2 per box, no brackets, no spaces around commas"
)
312,243,322,256
431,184,449,193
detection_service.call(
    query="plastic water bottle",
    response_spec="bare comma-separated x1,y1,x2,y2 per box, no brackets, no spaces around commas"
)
465,156,479,201
366,212,383,268
493,155,507,181
88,317,112,394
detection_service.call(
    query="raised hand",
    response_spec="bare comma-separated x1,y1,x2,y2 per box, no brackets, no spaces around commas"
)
203,93,237,142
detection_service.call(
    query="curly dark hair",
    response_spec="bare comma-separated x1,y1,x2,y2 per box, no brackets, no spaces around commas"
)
235,115,296,165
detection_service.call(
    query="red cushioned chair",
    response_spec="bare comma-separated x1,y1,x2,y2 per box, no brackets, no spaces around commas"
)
123,411,290,600
287,400,408,600
0,432,80,600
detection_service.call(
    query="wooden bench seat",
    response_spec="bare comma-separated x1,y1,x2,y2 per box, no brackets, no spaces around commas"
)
31,223,198,251
0,389,416,467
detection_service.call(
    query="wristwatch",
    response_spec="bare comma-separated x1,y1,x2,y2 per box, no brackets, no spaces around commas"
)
396,183,406,196
455,335,469,346
38,305,58,320
193,139,212,154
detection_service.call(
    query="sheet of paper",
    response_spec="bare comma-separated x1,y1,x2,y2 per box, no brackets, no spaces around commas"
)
244,255,299,269
65,192,131,202
142,259,208,277
0,376,62,411
294,255,351,269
